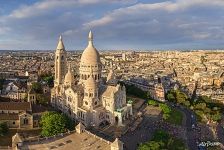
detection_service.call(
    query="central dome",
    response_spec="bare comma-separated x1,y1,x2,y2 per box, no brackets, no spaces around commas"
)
80,31,100,65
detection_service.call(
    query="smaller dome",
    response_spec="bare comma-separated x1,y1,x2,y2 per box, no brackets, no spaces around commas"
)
64,65,74,85
85,75,96,88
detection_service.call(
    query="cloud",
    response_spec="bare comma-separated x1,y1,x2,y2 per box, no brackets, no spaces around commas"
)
6,0,137,19
81,0,224,49
0,0,224,50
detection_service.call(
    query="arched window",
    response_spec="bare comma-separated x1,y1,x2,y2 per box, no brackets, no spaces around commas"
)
61,55,64,60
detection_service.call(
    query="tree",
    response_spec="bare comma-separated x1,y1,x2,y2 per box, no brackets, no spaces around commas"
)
138,130,186,150
183,101,190,107
37,94,48,105
31,82,42,94
152,130,170,141
176,92,187,104
138,141,164,150
40,111,74,137
43,76,54,87
197,96,211,103
167,137,186,150
159,104,171,114
211,112,222,122
0,122,8,136
148,100,158,106
166,93,175,102
194,103,207,110
166,89,189,105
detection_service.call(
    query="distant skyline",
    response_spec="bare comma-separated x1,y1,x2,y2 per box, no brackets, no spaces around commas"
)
0,0,224,50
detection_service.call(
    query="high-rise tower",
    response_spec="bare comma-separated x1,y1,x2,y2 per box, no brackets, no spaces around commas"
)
54,35,67,86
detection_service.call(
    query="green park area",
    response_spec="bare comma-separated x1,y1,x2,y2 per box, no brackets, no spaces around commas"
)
138,129,187,150
166,89,222,123
147,100,183,125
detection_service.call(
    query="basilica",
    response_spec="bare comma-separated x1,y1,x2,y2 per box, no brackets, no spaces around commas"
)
51,31,132,128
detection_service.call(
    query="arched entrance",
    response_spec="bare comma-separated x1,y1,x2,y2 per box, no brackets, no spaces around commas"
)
115,116,119,123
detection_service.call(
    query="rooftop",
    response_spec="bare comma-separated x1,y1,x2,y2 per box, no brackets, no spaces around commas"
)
0,102,31,111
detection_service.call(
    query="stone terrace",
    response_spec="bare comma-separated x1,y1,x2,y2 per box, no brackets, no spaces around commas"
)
21,132,110,150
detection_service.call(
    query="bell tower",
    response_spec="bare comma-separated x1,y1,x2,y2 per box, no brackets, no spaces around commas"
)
54,35,67,86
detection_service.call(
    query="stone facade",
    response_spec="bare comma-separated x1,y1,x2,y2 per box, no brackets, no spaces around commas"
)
0,102,34,129
51,31,132,127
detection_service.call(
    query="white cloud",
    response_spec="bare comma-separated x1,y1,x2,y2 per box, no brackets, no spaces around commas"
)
85,0,224,28
5,0,137,19
1,0,224,49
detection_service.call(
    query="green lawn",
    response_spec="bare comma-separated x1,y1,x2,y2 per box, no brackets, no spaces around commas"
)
166,109,183,125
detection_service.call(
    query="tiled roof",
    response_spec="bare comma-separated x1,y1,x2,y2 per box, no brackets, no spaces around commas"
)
0,102,31,111
0,113,19,120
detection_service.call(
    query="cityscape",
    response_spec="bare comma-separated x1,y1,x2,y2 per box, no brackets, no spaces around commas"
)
0,0,224,150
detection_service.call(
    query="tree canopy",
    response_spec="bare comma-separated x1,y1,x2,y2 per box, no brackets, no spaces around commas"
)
31,82,42,94
119,81,150,99
40,111,74,137
138,130,186,150
166,89,188,105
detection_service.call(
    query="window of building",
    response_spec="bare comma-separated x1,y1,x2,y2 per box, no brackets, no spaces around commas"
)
13,121,15,125
24,118,28,125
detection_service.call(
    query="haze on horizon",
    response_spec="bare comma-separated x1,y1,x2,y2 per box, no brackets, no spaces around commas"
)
0,0,224,50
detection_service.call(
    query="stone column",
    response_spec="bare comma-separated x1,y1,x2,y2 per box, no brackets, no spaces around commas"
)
128,104,133,116
118,114,123,126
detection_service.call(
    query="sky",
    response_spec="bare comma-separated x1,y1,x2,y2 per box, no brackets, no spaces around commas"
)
0,0,224,50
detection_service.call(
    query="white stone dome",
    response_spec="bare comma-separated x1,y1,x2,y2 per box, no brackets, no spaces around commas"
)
64,65,74,85
80,31,100,65
85,75,96,88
